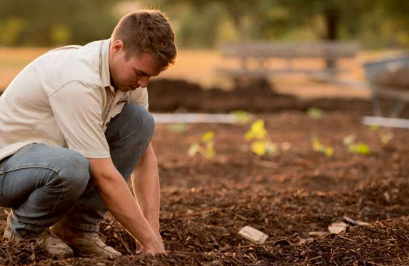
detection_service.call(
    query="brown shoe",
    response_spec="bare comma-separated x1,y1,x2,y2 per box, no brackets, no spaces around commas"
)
3,226,74,259
51,222,121,258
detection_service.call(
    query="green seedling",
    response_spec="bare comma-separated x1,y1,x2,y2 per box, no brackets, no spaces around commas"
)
342,134,371,155
369,125,380,131
312,137,334,157
230,110,252,124
348,143,371,155
342,134,356,146
368,125,394,146
251,141,277,156
188,131,216,159
167,123,187,133
379,131,394,146
245,119,277,156
307,107,325,119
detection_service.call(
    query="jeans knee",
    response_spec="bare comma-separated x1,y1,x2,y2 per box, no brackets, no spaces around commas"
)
58,151,90,195
122,103,155,140
140,109,155,140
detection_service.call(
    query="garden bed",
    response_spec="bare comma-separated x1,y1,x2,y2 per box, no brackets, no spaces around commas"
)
1,107,409,265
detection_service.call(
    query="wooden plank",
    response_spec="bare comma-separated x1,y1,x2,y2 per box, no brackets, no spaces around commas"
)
238,226,269,243
363,116,409,129
215,67,345,77
152,113,237,124
220,42,358,59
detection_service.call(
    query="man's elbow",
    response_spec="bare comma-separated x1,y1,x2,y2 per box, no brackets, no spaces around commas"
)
88,157,121,187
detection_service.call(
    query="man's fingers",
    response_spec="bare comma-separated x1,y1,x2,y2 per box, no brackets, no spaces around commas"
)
136,240,144,254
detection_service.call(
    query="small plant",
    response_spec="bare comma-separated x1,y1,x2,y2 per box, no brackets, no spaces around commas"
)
307,107,325,119
342,134,371,155
167,123,187,133
245,119,277,156
188,131,216,159
369,125,394,146
379,131,394,146
230,110,252,124
311,137,334,157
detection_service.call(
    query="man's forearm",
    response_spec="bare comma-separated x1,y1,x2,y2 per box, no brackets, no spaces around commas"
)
88,157,164,254
132,144,161,231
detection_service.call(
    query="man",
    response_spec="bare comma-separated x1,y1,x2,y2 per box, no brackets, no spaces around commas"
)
0,9,177,258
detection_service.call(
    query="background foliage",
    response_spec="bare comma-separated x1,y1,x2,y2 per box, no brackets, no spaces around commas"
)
0,0,408,48
0,0,117,46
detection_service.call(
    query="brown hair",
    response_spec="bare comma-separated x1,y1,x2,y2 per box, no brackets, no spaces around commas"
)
111,10,177,71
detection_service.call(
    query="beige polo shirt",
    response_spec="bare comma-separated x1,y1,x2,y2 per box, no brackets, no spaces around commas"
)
0,39,149,161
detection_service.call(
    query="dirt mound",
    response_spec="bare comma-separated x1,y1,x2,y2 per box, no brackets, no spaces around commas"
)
148,78,372,113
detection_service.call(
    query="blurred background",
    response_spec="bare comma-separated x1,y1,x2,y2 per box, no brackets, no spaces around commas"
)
0,0,409,99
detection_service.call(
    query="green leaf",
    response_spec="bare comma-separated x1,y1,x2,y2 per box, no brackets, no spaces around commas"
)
348,143,371,155
379,131,394,145
245,119,269,140
205,142,216,159
312,137,323,151
202,131,214,142
252,141,266,156
245,130,254,140
167,123,187,133
230,110,252,124
307,107,324,119
325,147,334,157
188,143,200,157
312,137,334,157
342,134,356,146
369,125,380,131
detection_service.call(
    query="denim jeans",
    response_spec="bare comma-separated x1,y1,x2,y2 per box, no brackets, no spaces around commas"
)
0,103,155,238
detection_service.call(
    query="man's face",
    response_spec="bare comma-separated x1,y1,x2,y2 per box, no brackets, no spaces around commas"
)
109,40,161,92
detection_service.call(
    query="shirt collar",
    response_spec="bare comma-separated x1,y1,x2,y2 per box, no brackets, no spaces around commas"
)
100,39,115,93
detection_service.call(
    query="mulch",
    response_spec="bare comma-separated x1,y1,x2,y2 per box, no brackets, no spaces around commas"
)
1,80,409,265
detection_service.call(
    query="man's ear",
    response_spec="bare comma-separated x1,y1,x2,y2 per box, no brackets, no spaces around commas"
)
111,40,124,54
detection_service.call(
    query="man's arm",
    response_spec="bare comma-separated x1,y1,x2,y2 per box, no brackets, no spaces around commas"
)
131,143,161,232
87,157,165,255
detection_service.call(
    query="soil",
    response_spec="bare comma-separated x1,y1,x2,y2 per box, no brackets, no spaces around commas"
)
147,78,374,114
1,80,409,265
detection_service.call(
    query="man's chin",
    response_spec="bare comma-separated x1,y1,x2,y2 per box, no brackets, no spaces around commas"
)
115,85,139,92
115,86,131,92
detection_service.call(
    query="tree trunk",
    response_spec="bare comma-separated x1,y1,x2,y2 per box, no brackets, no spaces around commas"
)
324,8,340,71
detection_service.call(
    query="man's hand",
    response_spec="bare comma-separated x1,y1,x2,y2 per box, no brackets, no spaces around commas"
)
155,232,165,250
135,231,165,255
88,157,165,255
143,235,166,255
131,143,166,254
142,235,166,255
136,233,166,255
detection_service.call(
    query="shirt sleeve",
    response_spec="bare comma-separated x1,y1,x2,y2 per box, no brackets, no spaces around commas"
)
48,81,110,158
128,87,149,110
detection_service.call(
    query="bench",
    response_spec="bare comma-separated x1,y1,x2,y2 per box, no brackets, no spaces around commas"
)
216,41,359,84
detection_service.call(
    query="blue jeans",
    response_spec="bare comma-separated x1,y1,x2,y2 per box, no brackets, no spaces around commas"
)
0,103,155,238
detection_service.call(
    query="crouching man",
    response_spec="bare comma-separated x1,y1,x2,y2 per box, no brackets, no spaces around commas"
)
0,9,177,258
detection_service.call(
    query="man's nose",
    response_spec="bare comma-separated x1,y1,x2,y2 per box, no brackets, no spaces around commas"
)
138,77,150,88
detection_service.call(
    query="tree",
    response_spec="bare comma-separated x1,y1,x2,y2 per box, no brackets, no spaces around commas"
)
0,0,118,46
144,0,276,41
274,0,375,41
